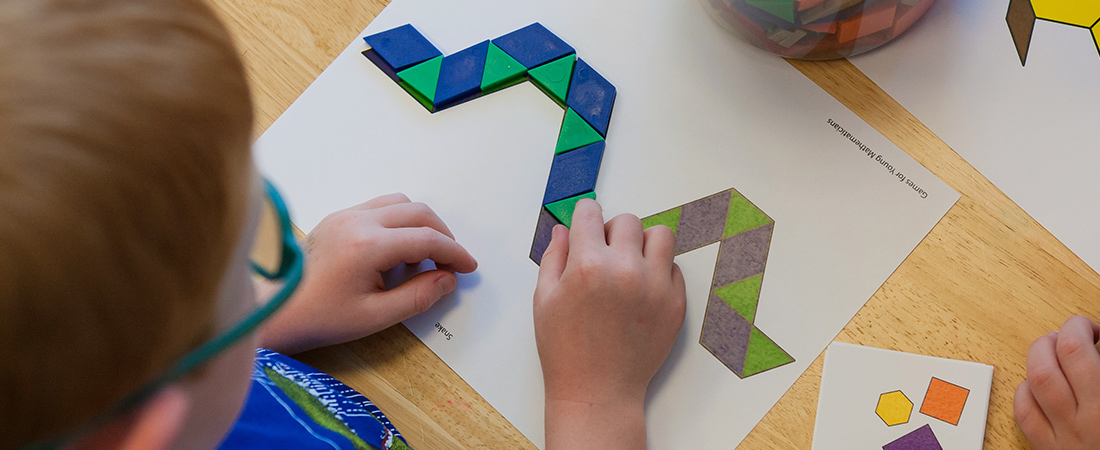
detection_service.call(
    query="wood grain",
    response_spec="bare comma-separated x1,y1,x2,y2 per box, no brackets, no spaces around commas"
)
211,0,1100,447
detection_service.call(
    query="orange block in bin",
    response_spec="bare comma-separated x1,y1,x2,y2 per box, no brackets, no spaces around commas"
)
920,377,970,426
891,2,933,38
797,0,827,11
835,2,898,43
802,21,837,33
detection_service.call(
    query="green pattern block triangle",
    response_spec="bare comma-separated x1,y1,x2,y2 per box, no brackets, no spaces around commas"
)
714,274,762,322
723,190,772,238
742,328,794,377
481,43,527,93
528,54,576,106
545,192,596,228
555,108,604,155
642,207,681,235
264,367,377,450
745,0,796,23
397,55,442,111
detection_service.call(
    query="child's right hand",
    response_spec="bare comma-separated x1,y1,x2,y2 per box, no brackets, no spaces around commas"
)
533,198,686,449
1014,315,1100,450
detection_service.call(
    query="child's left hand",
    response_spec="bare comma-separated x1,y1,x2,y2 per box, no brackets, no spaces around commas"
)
1014,315,1100,450
259,193,478,354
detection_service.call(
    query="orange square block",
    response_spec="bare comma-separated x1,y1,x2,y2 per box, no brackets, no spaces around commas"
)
920,377,970,425
835,2,898,43
796,0,827,11
801,21,837,34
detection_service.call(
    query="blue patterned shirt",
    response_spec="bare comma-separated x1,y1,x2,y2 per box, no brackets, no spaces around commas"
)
219,348,411,450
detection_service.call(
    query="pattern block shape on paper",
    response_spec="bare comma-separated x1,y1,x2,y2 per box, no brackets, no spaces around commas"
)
481,43,527,93
543,141,604,205
362,24,442,71
530,207,562,265
491,22,576,69
882,424,942,450
528,54,576,105
435,41,490,110
556,108,604,155
876,391,914,426
644,189,792,378
565,59,616,137
641,207,681,234
919,377,969,425
1007,0,1100,65
545,192,596,228
362,23,615,255
396,55,442,110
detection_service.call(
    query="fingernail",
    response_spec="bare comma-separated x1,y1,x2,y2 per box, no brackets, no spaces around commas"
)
437,274,456,293
551,224,564,240
578,198,600,209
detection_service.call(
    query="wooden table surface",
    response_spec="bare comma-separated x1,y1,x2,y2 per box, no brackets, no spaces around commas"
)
209,0,1100,447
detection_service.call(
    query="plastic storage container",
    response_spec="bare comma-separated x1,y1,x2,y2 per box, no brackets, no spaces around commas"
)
702,0,935,60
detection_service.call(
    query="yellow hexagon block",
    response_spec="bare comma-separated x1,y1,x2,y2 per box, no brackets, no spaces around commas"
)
876,390,913,427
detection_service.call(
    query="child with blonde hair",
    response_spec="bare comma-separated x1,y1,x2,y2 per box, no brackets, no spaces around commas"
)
0,0,686,448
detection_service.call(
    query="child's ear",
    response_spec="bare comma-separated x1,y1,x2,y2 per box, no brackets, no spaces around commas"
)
74,386,191,450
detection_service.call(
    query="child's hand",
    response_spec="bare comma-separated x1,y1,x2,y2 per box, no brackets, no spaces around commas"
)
1014,315,1100,450
260,193,477,355
534,198,686,449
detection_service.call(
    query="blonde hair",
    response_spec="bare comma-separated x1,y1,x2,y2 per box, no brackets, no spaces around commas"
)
0,0,254,446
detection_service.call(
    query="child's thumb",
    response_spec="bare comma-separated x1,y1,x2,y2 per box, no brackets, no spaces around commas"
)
382,270,458,321
536,225,569,288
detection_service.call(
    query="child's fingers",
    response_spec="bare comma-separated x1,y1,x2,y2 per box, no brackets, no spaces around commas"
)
568,199,607,255
381,227,478,273
1055,316,1100,402
669,264,687,317
642,225,676,273
1014,380,1055,447
374,202,456,240
371,270,458,322
354,193,412,210
1026,332,1078,422
604,214,643,254
537,225,570,289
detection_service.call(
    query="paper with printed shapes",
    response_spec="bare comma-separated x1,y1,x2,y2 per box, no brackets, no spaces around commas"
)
813,342,993,449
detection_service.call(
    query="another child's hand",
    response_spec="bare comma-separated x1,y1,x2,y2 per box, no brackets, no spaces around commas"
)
1014,315,1100,450
534,198,686,449
260,193,477,355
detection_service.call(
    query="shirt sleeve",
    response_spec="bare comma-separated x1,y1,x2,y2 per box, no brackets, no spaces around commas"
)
219,348,412,450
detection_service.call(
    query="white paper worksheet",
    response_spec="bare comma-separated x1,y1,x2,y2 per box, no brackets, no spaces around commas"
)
852,0,1100,272
254,0,959,446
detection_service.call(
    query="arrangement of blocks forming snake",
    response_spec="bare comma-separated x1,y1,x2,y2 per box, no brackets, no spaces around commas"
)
362,22,793,377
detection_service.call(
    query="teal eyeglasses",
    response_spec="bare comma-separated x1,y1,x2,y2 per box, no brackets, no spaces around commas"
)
27,178,305,449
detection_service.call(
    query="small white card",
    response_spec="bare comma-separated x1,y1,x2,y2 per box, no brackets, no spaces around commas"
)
812,342,993,450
